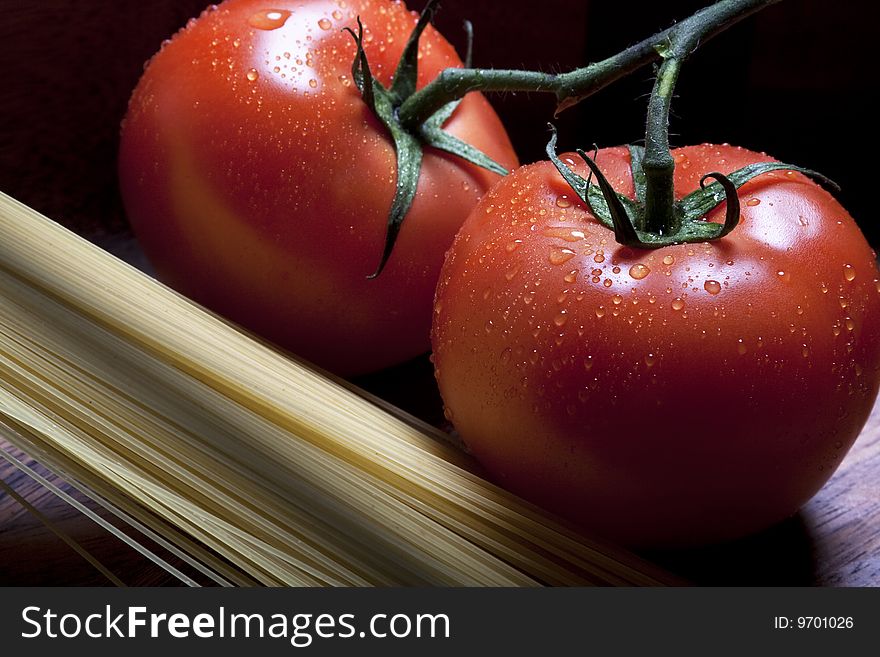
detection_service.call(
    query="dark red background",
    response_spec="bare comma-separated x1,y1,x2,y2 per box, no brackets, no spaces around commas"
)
0,0,873,243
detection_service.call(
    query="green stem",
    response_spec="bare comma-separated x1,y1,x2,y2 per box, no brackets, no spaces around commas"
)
398,0,780,129
642,57,681,235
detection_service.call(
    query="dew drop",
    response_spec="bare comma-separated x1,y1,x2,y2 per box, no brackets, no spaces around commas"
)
603,278,613,288
737,339,747,355
671,298,685,311
593,251,605,264
595,306,606,319
555,195,572,208
845,317,855,332
308,78,318,88
611,294,623,305
839,296,848,309
504,266,520,281
832,323,842,337
543,227,584,242
644,353,656,367
318,17,332,30
332,9,343,20
338,74,351,87
583,356,594,370
505,240,523,253
662,254,675,266
746,198,761,207
523,292,535,305
246,68,259,81
248,9,291,30
500,347,511,363
843,264,856,282
629,263,650,280
802,345,810,358
484,320,494,334
549,248,576,266
554,312,568,327
704,280,721,295
564,270,579,284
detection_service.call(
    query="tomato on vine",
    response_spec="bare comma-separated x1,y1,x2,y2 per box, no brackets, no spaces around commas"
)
430,0,880,547
432,141,880,547
119,0,517,376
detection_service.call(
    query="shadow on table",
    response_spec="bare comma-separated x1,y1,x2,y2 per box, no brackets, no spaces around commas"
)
642,514,817,586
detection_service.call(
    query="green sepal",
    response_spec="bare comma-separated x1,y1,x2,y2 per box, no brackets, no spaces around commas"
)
546,128,838,250
419,104,508,176
345,1,508,277
546,126,641,245
367,96,424,279
388,0,438,103
677,161,839,218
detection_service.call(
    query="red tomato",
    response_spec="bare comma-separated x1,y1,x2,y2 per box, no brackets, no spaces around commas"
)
432,144,880,548
119,0,517,376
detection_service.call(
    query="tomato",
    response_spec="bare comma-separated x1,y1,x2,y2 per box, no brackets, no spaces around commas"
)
119,0,517,376
431,144,880,548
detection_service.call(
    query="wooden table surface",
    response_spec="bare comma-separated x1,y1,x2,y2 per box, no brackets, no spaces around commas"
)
2,350,878,587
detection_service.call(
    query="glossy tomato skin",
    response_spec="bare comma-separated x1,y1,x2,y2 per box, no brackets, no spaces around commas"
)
119,0,517,376
432,144,880,548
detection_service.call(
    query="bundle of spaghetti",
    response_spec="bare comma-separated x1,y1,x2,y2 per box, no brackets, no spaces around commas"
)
0,192,673,586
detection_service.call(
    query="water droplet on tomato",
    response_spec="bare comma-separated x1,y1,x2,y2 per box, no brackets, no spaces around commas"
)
246,68,260,81
845,317,855,332
563,270,579,284
644,353,656,367
318,17,332,30
549,248,576,266
776,270,790,283
662,254,675,266
611,294,623,305
843,264,856,282
542,227,584,242
603,278,613,288
802,345,810,358
583,356,594,370
737,339,747,355
554,312,568,327
308,78,318,88
832,323,842,336
593,251,605,264
704,280,721,295
332,9,343,20
629,263,650,280
232,38,241,48
500,347,511,363
595,306,606,318
671,298,685,311
505,240,522,253
505,266,520,281
555,195,572,208
249,9,292,30
338,74,351,87
839,296,848,309
746,198,761,207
